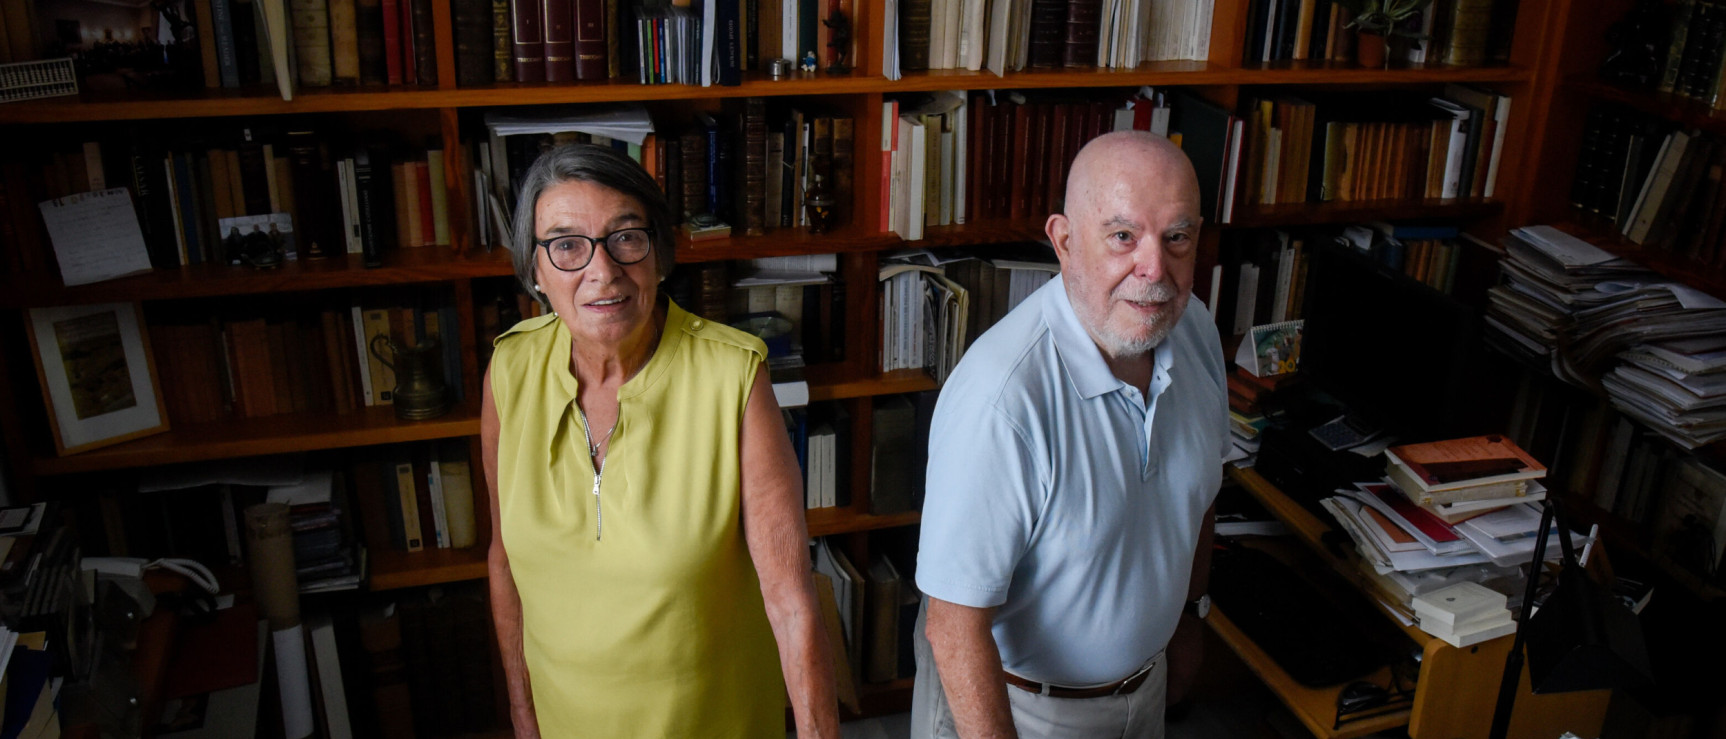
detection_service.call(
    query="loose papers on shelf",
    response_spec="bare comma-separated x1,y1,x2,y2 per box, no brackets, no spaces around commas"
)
38,188,154,286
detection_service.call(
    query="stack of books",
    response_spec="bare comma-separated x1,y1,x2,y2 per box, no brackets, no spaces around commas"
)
1383,435,1549,522
1484,225,1651,366
1411,581,1517,647
1605,337,1726,449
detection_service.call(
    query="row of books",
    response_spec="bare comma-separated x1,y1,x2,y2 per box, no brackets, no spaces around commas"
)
1642,0,1726,107
356,585,497,737
1485,226,1726,448
1237,86,1512,207
1615,121,1726,262
351,442,480,554
476,103,856,245
148,296,466,427
0,132,452,276
783,394,931,515
180,0,441,98
892,0,1212,77
1243,0,1516,67
876,251,1058,380
668,256,848,365
786,403,852,510
1502,369,1726,593
811,536,920,692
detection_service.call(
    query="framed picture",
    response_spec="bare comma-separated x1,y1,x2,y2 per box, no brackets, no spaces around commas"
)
25,302,169,455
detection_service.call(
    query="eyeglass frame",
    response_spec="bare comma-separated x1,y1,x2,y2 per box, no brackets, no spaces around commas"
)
534,227,655,272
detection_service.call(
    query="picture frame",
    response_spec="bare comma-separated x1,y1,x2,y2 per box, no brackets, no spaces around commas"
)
25,302,169,456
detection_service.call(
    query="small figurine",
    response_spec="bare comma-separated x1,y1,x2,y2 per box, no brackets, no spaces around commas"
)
824,9,852,74
801,50,818,73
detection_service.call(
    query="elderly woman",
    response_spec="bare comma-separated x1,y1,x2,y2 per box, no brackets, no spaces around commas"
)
480,143,838,737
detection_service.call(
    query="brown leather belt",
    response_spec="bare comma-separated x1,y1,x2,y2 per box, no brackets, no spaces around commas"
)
1004,662,1154,699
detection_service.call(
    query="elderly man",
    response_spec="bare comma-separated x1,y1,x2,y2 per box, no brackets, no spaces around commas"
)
912,131,1229,738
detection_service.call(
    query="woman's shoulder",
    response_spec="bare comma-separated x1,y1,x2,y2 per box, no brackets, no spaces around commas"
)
668,302,768,366
493,314,562,350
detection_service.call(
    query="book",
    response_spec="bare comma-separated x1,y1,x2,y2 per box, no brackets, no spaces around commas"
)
1384,435,1547,500
1410,580,1507,628
438,440,479,548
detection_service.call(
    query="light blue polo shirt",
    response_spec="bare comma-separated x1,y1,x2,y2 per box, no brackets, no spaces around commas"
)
916,274,1229,687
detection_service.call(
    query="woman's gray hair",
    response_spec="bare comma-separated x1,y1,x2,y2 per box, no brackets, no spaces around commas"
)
509,143,677,310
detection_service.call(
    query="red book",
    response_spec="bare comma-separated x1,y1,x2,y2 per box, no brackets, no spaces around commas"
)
993,102,1013,219
415,161,435,246
968,96,989,224
572,0,607,79
1010,103,1032,220
512,0,547,82
1028,103,1049,218
1133,98,1154,131
543,0,573,82
381,0,403,84
1046,103,1070,213
398,0,417,84
1366,484,1462,542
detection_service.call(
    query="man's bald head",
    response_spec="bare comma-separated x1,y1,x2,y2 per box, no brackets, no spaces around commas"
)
1047,130,1203,363
1063,131,1201,221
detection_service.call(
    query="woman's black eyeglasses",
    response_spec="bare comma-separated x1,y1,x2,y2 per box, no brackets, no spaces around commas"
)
536,227,653,272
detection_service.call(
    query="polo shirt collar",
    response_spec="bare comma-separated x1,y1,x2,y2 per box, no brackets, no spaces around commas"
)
1045,274,1178,401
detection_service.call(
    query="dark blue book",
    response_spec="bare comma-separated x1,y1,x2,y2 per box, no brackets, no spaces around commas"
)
172,152,204,264
210,0,242,87
718,0,743,86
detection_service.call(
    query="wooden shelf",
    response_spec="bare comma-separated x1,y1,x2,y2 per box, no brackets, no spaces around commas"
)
1547,219,1726,301
676,225,901,263
1207,605,1412,739
1233,61,1532,85
0,246,514,309
808,368,939,401
1224,198,1505,228
0,64,1535,125
1226,466,1435,647
1567,79,1726,137
806,507,921,537
369,543,489,591
30,399,482,476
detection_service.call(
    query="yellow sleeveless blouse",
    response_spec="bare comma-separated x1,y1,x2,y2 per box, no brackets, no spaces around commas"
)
489,301,785,737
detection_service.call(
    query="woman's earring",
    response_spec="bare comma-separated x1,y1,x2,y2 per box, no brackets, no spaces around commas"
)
534,283,542,293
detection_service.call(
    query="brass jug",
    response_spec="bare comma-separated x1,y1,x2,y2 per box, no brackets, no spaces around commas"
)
369,334,452,421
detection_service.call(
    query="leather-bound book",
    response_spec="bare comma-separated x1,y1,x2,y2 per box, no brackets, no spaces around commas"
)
328,0,360,83
573,0,608,80
743,98,768,235
455,0,494,86
832,116,854,227
543,0,574,81
900,0,932,71
512,0,547,82
410,0,437,84
355,0,387,84
1028,0,1066,69
679,130,707,221
1064,0,1101,67
492,0,514,81
291,0,333,86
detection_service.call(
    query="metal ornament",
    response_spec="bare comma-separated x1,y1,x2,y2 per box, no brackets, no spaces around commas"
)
369,334,452,420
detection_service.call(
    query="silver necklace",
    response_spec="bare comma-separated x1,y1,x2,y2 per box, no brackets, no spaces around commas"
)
576,406,616,541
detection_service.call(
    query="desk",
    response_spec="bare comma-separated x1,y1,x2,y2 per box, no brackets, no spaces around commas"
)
1213,466,1611,739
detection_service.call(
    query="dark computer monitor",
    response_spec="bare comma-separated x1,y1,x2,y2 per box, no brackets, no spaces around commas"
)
1298,241,1480,442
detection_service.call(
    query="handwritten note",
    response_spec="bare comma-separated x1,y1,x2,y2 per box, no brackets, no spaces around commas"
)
37,188,154,286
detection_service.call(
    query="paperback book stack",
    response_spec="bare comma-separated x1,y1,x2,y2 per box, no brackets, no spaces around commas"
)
1383,435,1549,520
1484,225,1650,367
1411,581,1517,647
1605,337,1726,449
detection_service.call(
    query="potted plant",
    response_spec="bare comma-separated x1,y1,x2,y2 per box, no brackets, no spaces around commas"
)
1335,0,1434,68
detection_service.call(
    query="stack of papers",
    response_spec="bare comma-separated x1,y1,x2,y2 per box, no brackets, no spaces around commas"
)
482,104,656,145
1485,225,1652,364
1321,481,1586,572
1606,335,1726,448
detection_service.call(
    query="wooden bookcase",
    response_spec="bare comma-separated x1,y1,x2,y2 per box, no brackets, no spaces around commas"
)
0,0,1583,732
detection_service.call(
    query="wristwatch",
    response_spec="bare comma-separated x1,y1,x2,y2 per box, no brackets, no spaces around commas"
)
1186,594,1212,620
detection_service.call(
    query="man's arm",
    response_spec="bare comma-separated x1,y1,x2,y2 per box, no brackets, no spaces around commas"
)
926,597,1018,739
1166,502,1216,706
739,366,840,738
481,369,539,738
